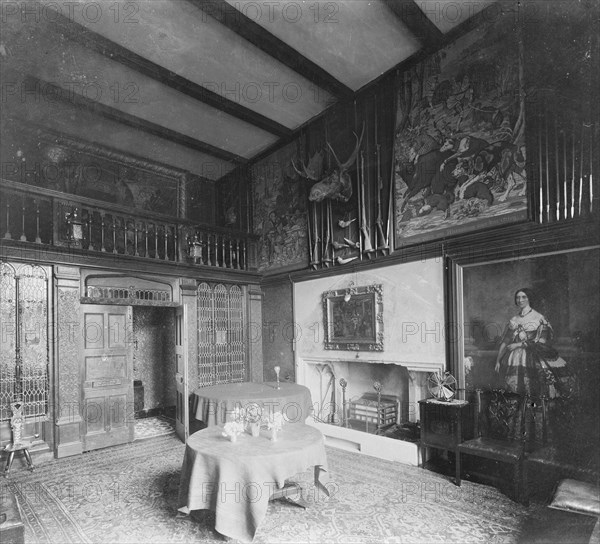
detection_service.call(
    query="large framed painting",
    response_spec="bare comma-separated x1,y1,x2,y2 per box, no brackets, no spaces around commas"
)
451,247,600,400
393,13,528,247
323,284,383,351
2,120,185,217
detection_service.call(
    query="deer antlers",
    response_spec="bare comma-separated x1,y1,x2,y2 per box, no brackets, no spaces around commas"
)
292,124,365,181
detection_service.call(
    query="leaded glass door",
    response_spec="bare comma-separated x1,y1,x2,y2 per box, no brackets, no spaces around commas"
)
0,262,52,451
197,283,246,386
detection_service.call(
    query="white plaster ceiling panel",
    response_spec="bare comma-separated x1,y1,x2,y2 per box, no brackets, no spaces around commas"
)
227,0,422,91
416,0,499,34
40,0,333,129
8,97,236,181
21,33,278,158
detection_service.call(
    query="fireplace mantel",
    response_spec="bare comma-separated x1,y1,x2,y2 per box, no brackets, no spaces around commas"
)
296,356,444,464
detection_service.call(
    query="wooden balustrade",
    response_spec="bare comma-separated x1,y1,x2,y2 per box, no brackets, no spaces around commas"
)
1,179,257,271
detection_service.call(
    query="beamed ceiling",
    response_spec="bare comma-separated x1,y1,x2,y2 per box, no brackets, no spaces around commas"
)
1,0,499,181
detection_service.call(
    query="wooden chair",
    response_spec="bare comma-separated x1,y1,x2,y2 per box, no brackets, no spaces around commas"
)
457,389,529,503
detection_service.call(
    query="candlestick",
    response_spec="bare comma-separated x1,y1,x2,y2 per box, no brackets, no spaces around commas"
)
339,378,348,427
373,381,382,433
274,366,280,389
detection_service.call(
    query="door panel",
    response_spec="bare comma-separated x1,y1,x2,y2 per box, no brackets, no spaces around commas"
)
175,306,189,442
82,305,134,451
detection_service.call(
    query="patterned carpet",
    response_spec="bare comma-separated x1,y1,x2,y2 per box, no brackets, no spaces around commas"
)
134,416,176,441
0,433,596,544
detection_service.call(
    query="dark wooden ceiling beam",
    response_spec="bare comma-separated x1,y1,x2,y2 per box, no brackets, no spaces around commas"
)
51,11,292,139
188,0,354,100
23,75,247,164
382,0,444,52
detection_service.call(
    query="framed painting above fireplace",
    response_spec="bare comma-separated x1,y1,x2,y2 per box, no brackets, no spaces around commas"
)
322,284,383,351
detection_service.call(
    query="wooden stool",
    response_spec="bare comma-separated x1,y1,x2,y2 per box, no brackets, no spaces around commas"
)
4,441,35,476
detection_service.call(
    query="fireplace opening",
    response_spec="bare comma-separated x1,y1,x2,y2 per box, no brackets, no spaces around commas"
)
302,359,421,443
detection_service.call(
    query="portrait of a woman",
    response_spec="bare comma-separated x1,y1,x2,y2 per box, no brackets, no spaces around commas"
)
494,288,568,398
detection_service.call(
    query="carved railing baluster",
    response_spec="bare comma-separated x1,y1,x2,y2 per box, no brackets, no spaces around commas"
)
144,223,149,257
20,197,26,241
4,201,11,239
86,210,93,250
123,217,128,255
200,232,207,265
241,243,247,270
112,216,118,254
35,200,42,244
154,224,159,259
100,213,106,252
163,225,168,261
173,225,178,262
212,233,218,266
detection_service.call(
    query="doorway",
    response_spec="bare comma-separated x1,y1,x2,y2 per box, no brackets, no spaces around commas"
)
131,306,178,438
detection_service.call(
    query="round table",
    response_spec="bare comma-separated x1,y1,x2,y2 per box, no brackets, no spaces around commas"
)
191,381,313,426
178,423,328,542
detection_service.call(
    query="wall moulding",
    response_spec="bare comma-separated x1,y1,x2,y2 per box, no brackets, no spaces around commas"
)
80,271,177,306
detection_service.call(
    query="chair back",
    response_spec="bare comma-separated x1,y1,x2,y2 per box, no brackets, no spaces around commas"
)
472,389,528,442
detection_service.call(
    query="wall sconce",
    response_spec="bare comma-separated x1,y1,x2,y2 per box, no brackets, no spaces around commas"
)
65,207,83,242
187,234,203,261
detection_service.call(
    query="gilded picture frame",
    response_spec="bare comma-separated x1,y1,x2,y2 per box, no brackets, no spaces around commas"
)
323,284,383,351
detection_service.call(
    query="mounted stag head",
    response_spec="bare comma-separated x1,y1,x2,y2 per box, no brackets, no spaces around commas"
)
292,124,365,202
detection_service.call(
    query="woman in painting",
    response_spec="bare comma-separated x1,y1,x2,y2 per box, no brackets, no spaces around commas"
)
494,288,569,398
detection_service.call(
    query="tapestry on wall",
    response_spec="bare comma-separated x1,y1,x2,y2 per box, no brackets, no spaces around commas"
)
2,121,183,217
251,142,308,272
393,15,527,247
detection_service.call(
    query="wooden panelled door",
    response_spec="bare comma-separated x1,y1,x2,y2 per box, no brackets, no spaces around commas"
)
175,305,189,442
82,305,134,451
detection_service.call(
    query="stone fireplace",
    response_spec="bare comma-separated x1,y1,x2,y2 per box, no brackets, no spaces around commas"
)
292,258,446,465
297,356,443,465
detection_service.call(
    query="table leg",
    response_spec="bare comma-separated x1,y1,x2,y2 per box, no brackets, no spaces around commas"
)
314,465,330,498
270,482,308,509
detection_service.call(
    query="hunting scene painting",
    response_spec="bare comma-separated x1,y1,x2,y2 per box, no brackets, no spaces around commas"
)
393,16,528,246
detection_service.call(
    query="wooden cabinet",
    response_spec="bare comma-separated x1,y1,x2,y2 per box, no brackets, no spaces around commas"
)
419,399,474,484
